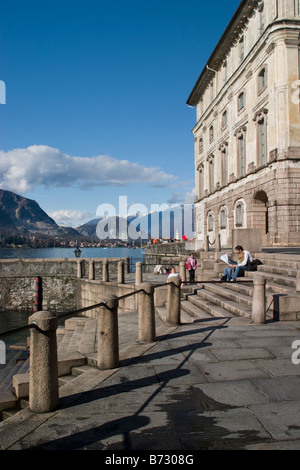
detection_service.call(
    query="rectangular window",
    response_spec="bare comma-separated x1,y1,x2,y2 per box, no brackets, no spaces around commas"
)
238,92,245,111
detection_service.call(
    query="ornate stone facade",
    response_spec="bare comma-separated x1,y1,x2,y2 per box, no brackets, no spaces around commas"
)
187,0,300,247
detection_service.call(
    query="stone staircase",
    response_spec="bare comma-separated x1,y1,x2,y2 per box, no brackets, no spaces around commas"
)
1,251,299,420
178,251,300,323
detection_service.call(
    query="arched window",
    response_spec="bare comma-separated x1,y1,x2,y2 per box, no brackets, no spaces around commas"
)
236,203,244,227
208,213,214,232
220,209,227,229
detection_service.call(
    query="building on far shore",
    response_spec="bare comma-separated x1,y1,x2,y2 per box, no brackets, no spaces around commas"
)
187,0,300,249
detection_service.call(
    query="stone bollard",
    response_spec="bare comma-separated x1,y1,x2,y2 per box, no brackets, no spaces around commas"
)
166,276,181,326
97,295,119,370
135,262,143,285
137,283,156,343
118,260,125,284
103,259,109,282
252,277,266,324
179,261,186,283
29,311,59,413
89,260,95,280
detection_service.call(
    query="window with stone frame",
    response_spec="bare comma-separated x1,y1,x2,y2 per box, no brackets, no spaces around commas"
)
221,110,228,129
236,203,244,227
208,213,213,232
238,91,245,112
199,137,203,154
220,208,227,229
257,66,267,95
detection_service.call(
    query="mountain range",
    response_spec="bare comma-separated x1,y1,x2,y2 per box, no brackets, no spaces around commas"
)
0,188,193,241
0,189,79,238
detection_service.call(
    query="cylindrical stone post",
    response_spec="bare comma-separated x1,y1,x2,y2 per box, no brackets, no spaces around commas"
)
252,277,266,324
179,261,186,283
89,260,95,280
103,259,109,282
97,295,119,370
118,260,125,284
138,283,155,343
29,311,59,413
166,276,181,326
135,262,143,285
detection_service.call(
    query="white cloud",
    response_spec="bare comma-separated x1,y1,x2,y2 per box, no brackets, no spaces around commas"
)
0,145,177,194
48,210,92,227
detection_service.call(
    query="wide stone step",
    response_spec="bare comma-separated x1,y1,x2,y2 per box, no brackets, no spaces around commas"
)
201,283,253,308
195,288,252,318
180,299,214,321
188,294,235,319
246,270,296,288
257,264,297,277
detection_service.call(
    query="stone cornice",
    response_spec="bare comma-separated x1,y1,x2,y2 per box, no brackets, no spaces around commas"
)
187,0,260,106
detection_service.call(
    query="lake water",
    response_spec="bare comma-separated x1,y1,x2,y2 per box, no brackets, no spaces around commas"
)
0,247,145,346
0,246,145,261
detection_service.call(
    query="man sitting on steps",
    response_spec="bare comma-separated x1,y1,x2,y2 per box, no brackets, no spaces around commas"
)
222,245,253,282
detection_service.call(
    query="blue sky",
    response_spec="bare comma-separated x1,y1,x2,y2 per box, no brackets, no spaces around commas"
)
0,0,241,227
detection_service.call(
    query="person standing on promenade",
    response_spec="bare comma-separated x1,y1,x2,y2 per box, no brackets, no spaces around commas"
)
186,253,197,283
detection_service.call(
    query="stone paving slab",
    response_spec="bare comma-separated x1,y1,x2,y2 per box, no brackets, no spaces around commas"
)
1,314,300,451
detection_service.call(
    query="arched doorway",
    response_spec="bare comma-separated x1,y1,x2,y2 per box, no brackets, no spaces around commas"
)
252,191,269,244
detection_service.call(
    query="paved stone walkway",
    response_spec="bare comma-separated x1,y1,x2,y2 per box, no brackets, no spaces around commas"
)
1,308,300,451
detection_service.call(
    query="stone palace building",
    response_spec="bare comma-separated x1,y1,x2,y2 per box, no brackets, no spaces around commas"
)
187,0,300,248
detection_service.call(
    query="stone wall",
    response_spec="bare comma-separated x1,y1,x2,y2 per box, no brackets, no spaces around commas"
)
0,276,77,312
0,258,129,312
77,280,137,317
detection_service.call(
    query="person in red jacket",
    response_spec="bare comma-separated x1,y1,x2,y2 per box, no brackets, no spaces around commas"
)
186,253,197,283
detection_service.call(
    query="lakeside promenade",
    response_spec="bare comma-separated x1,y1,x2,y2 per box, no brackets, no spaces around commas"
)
1,279,300,451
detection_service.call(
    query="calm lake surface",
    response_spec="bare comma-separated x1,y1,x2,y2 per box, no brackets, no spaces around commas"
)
0,246,145,260
0,247,145,344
